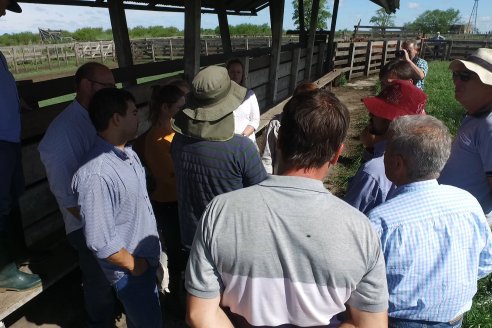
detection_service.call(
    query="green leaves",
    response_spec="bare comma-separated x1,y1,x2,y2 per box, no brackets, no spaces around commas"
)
291,0,332,31
369,8,395,28
406,9,461,34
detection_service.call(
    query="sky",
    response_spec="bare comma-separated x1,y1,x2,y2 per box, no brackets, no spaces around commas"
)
0,0,490,35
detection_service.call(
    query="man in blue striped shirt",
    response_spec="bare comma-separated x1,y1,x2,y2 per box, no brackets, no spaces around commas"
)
368,115,492,327
73,88,162,328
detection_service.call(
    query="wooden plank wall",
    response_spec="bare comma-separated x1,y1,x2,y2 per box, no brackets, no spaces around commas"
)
17,42,325,247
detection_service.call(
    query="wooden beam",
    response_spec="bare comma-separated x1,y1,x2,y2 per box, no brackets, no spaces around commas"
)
305,0,320,81
218,0,232,56
325,0,340,72
267,0,285,105
108,0,135,84
184,0,202,82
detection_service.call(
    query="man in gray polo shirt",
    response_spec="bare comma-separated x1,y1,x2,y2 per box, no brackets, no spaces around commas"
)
186,89,389,328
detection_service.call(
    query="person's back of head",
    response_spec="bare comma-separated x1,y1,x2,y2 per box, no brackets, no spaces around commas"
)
293,82,318,96
279,89,350,170
379,60,419,86
89,88,136,133
386,115,451,184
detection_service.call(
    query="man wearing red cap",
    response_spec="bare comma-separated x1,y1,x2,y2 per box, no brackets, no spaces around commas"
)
0,0,42,291
344,80,427,214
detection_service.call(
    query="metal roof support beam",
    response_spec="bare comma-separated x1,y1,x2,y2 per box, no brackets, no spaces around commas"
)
108,0,135,84
184,0,202,82
305,0,320,81
218,0,232,56
325,0,340,72
267,0,284,105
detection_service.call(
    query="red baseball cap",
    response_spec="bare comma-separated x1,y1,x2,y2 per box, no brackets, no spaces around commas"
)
362,80,427,121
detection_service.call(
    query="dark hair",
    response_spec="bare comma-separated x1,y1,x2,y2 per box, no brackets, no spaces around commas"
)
168,79,190,93
226,58,245,85
148,85,184,124
293,82,318,96
379,59,418,82
74,62,110,89
89,88,136,132
279,89,350,170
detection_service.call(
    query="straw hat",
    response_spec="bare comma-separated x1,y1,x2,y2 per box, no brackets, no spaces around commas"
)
449,48,492,86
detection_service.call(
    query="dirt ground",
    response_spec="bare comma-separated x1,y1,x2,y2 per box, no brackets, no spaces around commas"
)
4,76,378,328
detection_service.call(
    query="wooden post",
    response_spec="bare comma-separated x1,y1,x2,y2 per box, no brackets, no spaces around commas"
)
46,46,52,69
305,0,320,81
74,43,80,66
99,41,104,63
242,56,250,87
364,41,373,76
108,0,135,84
64,46,68,65
348,42,356,80
245,37,249,50
151,42,156,62
55,45,61,67
184,0,201,82
289,47,301,93
316,42,327,78
169,39,174,60
12,48,18,73
268,36,271,48
381,40,388,68
268,0,285,105
204,39,209,56
325,0,340,72
217,0,232,56
33,46,37,69
446,40,453,60
418,38,425,60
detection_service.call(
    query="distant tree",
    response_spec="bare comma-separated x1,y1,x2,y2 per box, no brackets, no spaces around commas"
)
406,9,461,34
72,27,112,41
292,0,332,30
370,8,395,28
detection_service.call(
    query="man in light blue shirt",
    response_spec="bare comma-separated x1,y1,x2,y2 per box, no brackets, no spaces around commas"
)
368,115,492,327
344,80,427,214
0,0,41,292
38,62,117,327
73,88,161,328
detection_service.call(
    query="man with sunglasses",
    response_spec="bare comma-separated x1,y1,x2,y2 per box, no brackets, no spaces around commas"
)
38,62,117,327
439,48,492,222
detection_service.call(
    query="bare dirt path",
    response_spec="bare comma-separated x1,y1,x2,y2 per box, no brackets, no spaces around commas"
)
4,76,378,328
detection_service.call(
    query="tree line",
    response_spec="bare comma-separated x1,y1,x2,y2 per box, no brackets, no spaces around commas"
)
0,23,273,46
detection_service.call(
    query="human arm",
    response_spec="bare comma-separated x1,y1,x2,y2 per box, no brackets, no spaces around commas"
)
339,306,388,328
241,91,260,137
106,247,149,276
186,294,234,328
402,49,426,80
344,169,381,214
240,139,268,186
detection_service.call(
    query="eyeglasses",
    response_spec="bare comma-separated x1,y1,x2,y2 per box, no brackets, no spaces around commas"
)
452,71,475,82
87,79,116,88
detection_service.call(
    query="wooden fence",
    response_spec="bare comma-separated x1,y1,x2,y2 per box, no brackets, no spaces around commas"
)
420,39,491,60
1,36,299,73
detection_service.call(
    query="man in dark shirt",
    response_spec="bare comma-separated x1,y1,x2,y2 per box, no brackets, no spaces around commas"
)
171,66,267,249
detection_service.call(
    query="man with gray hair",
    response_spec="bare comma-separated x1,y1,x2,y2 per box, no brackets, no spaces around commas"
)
368,115,492,327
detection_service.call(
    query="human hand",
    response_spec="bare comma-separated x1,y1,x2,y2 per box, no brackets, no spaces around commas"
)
130,257,149,276
401,48,411,61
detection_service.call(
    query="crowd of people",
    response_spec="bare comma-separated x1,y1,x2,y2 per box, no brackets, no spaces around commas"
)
3,0,492,327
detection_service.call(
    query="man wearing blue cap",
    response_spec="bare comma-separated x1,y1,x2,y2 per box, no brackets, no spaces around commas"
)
0,0,42,291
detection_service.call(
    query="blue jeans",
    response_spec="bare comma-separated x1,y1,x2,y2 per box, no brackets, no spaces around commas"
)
389,316,463,328
67,229,116,328
114,266,162,328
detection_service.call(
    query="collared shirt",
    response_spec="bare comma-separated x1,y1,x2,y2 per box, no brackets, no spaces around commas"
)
344,140,396,214
368,180,492,322
38,100,96,234
439,108,492,215
187,175,388,327
72,137,160,284
413,56,428,90
171,133,267,248
0,51,21,143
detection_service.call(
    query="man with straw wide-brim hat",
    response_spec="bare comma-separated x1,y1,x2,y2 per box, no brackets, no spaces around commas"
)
171,66,267,250
439,48,492,221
